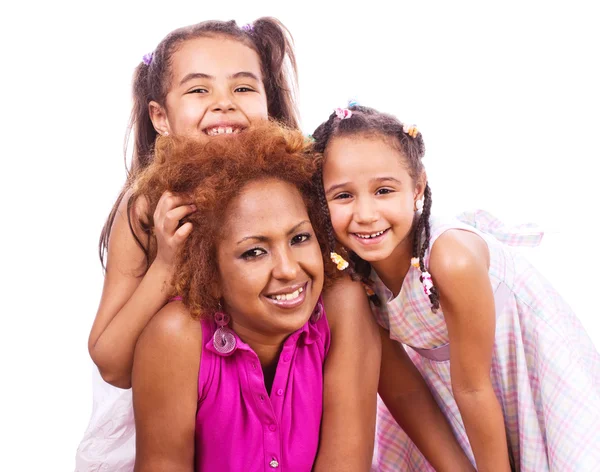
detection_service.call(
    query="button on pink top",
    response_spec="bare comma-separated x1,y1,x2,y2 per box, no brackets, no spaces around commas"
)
196,307,330,471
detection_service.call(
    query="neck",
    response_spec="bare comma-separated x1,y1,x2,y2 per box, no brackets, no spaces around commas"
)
370,230,414,298
230,323,287,369
231,323,288,394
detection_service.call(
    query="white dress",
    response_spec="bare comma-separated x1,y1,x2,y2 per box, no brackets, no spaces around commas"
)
75,368,135,471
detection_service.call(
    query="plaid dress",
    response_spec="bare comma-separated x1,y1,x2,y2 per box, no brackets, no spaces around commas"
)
371,211,600,471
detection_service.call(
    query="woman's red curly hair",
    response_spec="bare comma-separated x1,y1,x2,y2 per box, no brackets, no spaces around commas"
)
131,122,337,319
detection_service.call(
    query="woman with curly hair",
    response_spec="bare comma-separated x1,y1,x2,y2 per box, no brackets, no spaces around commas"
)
129,122,376,471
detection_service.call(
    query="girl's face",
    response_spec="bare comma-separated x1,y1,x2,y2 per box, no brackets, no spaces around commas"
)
151,36,269,140
323,135,425,263
216,179,324,340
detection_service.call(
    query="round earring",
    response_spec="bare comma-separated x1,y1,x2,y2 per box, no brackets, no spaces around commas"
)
415,199,424,211
163,131,169,136
213,311,236,354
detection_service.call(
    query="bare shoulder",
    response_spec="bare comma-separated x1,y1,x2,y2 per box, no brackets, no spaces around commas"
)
321,275,372,329
115,187,150,231
138,301,203,355
429,229,490,298
322,275,367,303
430,229,489,282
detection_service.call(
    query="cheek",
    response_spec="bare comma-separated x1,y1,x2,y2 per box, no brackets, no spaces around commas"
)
327,204,350,236
247,99,269,123
220,266,264,306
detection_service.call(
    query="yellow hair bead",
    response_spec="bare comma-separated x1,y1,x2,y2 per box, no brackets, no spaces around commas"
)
330,252,349,271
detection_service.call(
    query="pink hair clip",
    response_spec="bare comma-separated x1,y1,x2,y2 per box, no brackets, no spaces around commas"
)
335,108,352,120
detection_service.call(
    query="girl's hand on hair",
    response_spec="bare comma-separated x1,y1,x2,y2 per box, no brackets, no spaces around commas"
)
153,191,196,269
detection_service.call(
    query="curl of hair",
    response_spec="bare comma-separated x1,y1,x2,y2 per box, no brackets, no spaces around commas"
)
311,105,438,311
131,122,338,319
99,17,300,269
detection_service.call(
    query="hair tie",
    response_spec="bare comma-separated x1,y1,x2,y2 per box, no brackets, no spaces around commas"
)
402,123,419,138
330,252,349,271
335,108,352,120
347,98,359,107
241,23,254,32
142,52,154,66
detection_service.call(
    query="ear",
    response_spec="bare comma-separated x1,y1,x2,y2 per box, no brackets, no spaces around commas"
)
149,100,171,136
413,171,427,206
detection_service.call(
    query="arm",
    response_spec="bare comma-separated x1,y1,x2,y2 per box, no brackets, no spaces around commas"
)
378,326,475,471
132,301,201,472
430,230,511,472
88,191,194,388
313,276,381,472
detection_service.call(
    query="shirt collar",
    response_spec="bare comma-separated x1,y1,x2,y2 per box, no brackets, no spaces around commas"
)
205,314,322,357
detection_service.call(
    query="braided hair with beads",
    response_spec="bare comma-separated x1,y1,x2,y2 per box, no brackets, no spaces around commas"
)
311,104,440,312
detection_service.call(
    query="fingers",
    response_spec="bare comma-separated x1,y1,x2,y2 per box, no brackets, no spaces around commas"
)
154,191,192,222
163,204,197,236
154,191,196,236
173,222,194,245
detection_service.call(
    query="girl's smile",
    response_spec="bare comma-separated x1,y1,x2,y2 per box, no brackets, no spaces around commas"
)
323,135,424,265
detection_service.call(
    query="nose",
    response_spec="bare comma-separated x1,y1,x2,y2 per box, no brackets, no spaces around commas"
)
272,247,300,281
353,196,378,224
211,87,236,112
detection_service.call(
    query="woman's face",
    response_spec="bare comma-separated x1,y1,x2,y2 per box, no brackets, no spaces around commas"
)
151,35,269,140
216,178,324,340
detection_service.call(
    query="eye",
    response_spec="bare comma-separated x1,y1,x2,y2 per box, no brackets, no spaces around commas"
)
376,188,394,195
291,232,311,245
189,87,208,94
235,86,255,93
241,247,266,260
333,192,352,200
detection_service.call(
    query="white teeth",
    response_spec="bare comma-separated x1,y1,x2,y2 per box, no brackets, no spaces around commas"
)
205,126,241,136
355,230,386,239
270,286,304,301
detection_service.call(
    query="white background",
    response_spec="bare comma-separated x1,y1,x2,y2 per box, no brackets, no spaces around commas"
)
1,0,598,470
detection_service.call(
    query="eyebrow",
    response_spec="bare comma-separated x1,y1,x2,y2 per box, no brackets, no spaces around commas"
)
325,177,403,196
236,220,311,245
179,71,261,87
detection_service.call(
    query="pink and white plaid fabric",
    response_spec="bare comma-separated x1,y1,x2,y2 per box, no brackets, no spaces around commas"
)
370,211,600,471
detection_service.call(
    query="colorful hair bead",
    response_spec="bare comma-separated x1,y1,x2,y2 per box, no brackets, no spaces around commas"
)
330,252,349,271
420,271,434,296
402,123,419,138
142,52,154,66
335,108,352,120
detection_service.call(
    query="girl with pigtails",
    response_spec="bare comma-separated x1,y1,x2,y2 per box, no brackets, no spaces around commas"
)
77,18,380,471
311,104,600,471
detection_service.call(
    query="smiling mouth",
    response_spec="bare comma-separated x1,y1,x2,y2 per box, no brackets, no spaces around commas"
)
353,228,390,239
264,283,308,309
267,286,304,301
203,125,244,136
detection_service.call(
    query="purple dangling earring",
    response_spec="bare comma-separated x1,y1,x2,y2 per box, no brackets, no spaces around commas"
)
213,312,236,354
311,297,324,321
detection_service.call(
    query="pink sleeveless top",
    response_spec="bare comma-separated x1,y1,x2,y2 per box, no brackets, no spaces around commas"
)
195,307,330,471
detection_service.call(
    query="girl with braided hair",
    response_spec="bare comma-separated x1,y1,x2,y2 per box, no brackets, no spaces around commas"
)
312,105,600,471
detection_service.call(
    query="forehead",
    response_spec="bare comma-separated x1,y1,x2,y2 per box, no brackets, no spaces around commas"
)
324,135,409,177
170,35,263,83
224,179,309,235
